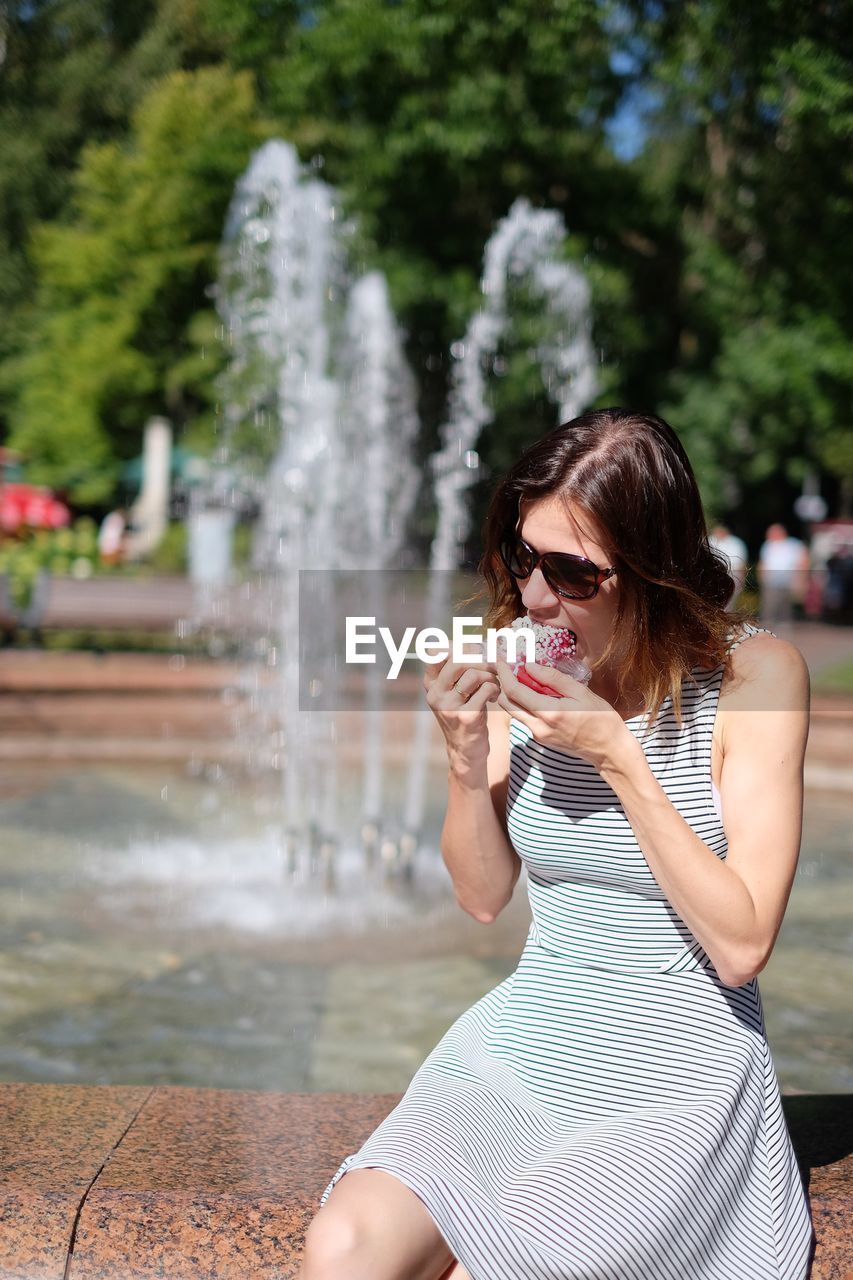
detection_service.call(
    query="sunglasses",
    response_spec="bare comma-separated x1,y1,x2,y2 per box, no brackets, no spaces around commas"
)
499,532,616,600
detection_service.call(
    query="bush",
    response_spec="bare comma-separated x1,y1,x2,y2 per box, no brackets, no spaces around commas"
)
0,517,107,607
147,521,188,574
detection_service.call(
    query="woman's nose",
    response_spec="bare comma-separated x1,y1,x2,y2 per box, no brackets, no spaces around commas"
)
520,567,561,610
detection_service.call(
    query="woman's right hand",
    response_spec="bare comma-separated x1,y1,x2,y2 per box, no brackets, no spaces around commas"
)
422,650,501,775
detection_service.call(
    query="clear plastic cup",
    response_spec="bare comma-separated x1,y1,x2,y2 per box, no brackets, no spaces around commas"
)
552,653,593,686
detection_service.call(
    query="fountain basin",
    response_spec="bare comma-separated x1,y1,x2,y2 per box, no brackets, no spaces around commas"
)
0,756,850,1095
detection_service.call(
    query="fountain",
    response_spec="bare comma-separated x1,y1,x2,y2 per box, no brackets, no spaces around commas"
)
205,145,599,911
401,197,599,848
212,139,421,895
0,155,845,1123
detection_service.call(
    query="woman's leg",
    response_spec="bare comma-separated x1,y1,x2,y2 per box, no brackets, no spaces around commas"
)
299,1168,463,1280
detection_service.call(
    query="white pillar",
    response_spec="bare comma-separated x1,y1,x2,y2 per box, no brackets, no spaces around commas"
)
126,417,172,559
188,508,235,585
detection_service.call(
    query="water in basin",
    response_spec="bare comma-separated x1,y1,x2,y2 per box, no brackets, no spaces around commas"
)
0,761,849,1095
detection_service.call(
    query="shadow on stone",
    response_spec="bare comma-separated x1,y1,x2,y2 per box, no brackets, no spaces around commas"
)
784,1094,853,1184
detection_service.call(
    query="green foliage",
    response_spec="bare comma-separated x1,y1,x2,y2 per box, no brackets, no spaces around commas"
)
0,0,850,546
4,67,267,501
146,522,188,574
0,0,225,375
232,521,254,568
0,517,102,607
266,0,649,343
260,0,667,539
664,311,853,515
195,0,301,88
624,0,853,513
111,516,251,577
812,657,853,697
40,627,215,654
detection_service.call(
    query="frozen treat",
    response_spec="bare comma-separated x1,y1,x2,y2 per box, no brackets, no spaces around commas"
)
496,615,592,695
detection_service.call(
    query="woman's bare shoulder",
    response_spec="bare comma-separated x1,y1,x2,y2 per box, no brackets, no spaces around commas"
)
719,629,810,717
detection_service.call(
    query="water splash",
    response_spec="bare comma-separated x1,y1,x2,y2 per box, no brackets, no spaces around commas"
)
214,140,420,871
210,155,598,904
403,198,599,839
338,271,420,833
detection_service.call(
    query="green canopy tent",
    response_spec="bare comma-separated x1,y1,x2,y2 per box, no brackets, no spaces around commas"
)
119,446,208,493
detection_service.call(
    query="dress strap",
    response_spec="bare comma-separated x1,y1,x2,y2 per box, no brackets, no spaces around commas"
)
725,620,778,654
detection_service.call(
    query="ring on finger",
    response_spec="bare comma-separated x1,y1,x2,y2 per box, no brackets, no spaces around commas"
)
454,671,478,696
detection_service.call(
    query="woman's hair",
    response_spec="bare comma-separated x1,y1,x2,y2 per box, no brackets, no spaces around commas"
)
464,406,751,734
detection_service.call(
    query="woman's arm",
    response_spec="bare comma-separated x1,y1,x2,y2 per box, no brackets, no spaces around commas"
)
599,635,810,987
440,704,522,923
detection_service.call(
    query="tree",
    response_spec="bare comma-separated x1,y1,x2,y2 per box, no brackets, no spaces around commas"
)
257,0,673,545
624,0,853,521
0,1,228,394
3,67,267,501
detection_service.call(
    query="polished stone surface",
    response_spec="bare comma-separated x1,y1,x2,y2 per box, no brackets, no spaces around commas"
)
0,1084,849,1279
0,1083,152,1279
69,1088,398,1279
786,1094,853,1280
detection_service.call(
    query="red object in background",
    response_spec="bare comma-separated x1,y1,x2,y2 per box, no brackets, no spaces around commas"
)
516,663,564,698
0,483,70,532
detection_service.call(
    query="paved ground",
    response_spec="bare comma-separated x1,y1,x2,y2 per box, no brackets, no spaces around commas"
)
764,619,852,676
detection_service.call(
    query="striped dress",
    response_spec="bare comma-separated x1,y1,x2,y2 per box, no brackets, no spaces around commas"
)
318,620,815,1279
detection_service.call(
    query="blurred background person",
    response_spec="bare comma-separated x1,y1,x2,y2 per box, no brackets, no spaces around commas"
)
97,506,128,567
758,522,810,627
709,522,748,610
825,538,853,622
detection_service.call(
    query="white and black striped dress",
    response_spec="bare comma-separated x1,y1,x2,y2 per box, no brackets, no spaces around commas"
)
319,621,815,1279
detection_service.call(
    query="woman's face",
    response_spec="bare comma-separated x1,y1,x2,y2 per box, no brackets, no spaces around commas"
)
516,495,621,666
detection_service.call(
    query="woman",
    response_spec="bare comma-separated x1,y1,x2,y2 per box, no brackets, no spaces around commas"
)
300,408,814,1280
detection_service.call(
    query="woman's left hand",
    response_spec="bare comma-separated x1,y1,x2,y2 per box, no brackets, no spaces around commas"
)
493,657,632,772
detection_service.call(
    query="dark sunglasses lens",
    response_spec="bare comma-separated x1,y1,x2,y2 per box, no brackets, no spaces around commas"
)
544,556,598,598
501,537,599,597
500,537,533,578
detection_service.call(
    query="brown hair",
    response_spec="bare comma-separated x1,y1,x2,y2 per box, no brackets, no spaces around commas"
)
462,407,751,736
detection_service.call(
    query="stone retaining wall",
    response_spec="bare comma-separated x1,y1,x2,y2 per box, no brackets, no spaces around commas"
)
1,1084,850,1279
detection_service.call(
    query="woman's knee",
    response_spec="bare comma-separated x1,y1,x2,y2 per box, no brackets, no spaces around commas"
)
300,1169,455,1280
301,1206,365,1277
